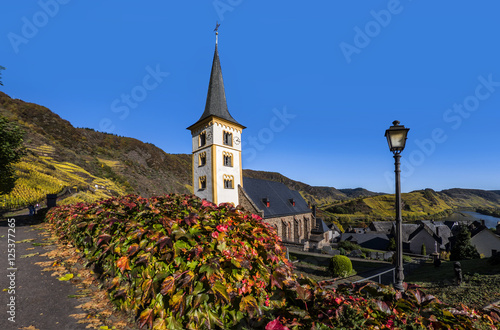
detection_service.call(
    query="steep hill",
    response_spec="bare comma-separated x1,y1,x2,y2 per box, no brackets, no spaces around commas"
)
242,169,382,204
0,92,191,209
323,188,500,224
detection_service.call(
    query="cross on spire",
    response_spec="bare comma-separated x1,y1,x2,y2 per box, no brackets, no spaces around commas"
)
214,21,221,45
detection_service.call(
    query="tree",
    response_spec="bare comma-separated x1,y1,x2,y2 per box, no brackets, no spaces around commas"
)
0,66,5,86
450,226,480,261
0,116,25,195
387,237,396,251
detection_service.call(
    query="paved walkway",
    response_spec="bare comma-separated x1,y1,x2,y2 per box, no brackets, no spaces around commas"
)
0,214,137,330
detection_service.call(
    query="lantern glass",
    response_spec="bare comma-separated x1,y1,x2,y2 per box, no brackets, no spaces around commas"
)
385,121,409,152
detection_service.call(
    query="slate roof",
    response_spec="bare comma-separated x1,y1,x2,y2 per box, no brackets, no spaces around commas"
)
340,233,390,251
242,177,311,218
311,218,330,234
369,222,395,234
418,220,453,246
188,44,244,130
401,224,420,242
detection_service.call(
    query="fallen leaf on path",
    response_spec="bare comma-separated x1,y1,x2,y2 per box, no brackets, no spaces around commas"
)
16,239,35,243
58,273,74,281
20,253,39,258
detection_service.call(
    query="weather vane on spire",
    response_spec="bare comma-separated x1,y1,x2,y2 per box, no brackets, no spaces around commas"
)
214,21,221,45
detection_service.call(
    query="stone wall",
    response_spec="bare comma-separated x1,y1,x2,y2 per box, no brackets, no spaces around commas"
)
238,185,263,217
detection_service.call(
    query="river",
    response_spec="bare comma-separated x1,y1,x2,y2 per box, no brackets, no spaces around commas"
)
449,211,500,229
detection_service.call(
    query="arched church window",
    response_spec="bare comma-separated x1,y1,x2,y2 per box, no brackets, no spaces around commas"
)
199,152,207,166
223,131,233,146
199,176,207,190
223,175,234,189
199,131,207,147
223,151,233,167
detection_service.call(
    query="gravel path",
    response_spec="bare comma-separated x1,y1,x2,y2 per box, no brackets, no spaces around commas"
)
0,214,137,330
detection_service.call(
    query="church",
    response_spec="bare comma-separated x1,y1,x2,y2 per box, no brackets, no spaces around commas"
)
187,31,316,244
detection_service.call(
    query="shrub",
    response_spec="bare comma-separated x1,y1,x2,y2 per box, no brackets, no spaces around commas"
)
387,237,396,251
328,255,353,278
47,194,293,329
489,251,500,265
450,226,480,261
338,240,361,251
403,255,413,263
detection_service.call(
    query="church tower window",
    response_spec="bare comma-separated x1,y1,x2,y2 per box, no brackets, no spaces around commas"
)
199,131,207,147
223,131,233,146
223,175,234,189
223,151,233,167
199,152,207,167
199,176,207,190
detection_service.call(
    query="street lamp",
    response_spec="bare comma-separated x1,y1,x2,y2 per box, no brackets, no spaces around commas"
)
385,120,410,291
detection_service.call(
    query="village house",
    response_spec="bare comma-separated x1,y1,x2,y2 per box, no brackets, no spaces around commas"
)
469,221,500,258
362,220,454,255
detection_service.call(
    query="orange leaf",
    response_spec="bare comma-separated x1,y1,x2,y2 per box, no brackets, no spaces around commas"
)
116,256,131,273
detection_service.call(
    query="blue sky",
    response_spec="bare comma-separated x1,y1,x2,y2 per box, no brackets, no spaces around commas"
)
1,1,499,193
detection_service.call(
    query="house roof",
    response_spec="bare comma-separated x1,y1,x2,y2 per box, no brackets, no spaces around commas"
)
369,221,395,234
418,220,453,246
242,177,311,218
311,218,330,234
401,224,420,242
187,44,244,130
340,233,390,251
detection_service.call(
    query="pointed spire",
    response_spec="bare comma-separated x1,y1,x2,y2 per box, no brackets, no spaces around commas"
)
188,28,244,129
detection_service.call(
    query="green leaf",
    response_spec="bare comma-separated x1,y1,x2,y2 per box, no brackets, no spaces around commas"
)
192,282,204,295
186,260,199,270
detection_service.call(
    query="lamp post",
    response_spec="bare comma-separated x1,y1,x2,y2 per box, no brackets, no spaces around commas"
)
385,120,410,291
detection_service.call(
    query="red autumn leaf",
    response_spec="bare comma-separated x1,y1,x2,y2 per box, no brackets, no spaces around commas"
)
96,234,112,247
127,243,139,256
156,236,172,251
116,256,131,273
202,199,214,208
265,318,290,330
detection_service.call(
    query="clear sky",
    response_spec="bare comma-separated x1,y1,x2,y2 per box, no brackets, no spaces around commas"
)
1,1,499,194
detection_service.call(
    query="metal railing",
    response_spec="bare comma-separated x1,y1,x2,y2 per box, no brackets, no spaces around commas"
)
354,267,395,284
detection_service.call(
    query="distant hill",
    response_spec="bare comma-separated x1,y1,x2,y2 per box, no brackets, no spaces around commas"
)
1,91,500,223
242,169,382,204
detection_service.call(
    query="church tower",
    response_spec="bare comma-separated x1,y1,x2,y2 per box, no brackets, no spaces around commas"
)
187,31,245,206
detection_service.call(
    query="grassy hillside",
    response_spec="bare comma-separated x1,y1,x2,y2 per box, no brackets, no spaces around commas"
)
0,91,192,211
321,188,500,226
